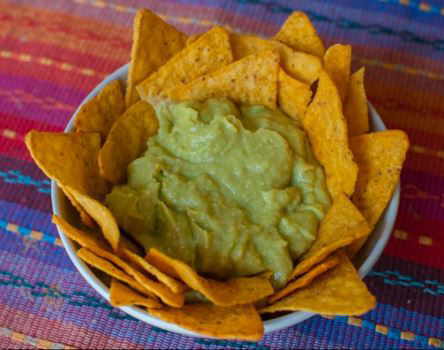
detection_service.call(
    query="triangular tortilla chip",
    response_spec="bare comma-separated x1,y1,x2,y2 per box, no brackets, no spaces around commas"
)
274,11,325,57
60,184,95,228
323,44,351,101
303,70,358,197
99,101,158,185
268,254,339,303
261,252,376,315
126,9,187,107
291,193,370,279
167,50,280,109
348,130,409,255
137,26,232,104
344,68,369,136
110,279,162,308
278,69,312,121
146,249,273,307
25,131,108,199
74,80,125,141
149,303,263,341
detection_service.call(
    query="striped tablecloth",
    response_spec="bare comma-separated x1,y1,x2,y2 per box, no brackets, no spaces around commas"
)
0,0,443,348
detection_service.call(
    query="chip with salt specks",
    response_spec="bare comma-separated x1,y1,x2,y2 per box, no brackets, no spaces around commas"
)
149,303,263,341
278,69,312,121
25,131,108,200
136,26,232,104
126,9,187,107
261,252,376,315
110,279,162,308
99,101,158,185
291,193,370,279
274,11,325,57
146,249,274,307
302,70,358,197
348,130,409,255
74,80,125,142
268,253,340,304
323,44,351,102
167,50,280,109
344,67,369,136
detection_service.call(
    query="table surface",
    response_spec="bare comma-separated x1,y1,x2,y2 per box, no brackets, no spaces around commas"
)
0,0,443,349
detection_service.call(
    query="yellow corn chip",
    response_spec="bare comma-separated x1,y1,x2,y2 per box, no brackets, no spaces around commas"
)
323,44,351,101
291,193,370,279
74,80,125,141
274,11,325,57
268,254,339,304
278,69,312,121
303,70,358,197
149,303,263,341
186,33,200,46
261,252,376,315
167,50,280,109
146,249,273,306
348,130,409,255
60,184,96,228
344,68,369,136
122,248,187,294
137,26,233,104
25,131,108,199
99,101,158,185
126,9,187,107
110,279,162,308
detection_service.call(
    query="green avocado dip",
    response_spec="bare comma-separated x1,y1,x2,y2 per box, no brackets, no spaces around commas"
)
106,98,331,288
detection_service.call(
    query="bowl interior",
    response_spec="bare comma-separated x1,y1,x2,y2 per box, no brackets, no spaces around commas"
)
52,64,399,337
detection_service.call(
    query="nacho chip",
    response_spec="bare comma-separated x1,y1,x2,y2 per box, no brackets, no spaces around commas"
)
349,130,409,255
274,11,325,57
25,131,108,199
278,69,312,121
303,70,358,197
167,50,280,109
291,193,370,279
99,101,158,184
126,9,187,107
74,80,125,141
60,184,95,228
137,26,233,104
110,279,161,308
146,249,273,306
344,68,369,136
268,254,339,303
149,303,263,341
323,44,351,101
261,252,376,315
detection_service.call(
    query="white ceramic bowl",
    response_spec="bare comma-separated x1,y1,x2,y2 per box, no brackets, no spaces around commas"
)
52,64,399,337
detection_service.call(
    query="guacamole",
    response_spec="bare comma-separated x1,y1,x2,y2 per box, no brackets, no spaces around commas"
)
106,98,331,287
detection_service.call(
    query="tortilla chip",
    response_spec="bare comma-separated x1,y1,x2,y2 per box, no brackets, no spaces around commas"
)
323,44,351,101
274,11,325,57
126,9,187,107
344,68,369,136
268,254,340,303
110,279,161,308
74,80,125,141
348,130,409,255
303,70,358,197
278,69,312,121
149,303,263,341
167,50,280,109
60,184,96,228
291,193,370,279
146,249,273,306
137,26,232,104
122,248,187,294
25,131,108,199
261,252,376,315
99,101,158,185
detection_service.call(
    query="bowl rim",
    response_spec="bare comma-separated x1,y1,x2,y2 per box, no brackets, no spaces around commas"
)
52,63,400,337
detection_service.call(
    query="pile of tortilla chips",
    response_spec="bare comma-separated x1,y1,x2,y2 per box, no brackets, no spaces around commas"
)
25,9,409,341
